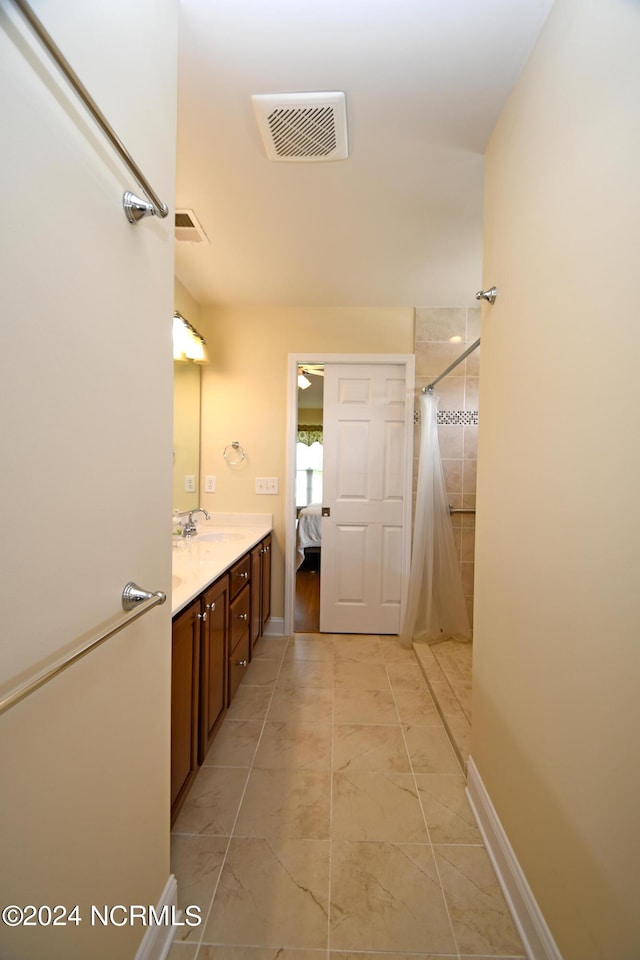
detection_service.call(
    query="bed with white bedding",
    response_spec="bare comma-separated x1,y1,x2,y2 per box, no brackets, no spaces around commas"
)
296,503,322,569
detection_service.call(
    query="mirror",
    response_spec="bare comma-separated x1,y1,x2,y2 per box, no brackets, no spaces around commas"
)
173,362,201,511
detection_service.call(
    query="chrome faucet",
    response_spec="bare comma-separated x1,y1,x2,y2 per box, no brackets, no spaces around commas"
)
180,507,211,537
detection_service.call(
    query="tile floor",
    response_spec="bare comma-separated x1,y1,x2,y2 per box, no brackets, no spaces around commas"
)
168,632,525,959
413,639,473,769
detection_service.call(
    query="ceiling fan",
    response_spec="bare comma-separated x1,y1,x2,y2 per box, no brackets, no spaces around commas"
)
297,364,324,390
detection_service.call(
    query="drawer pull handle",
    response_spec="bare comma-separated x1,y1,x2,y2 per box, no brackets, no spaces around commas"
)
237,571,249,580
197,611,207,621
238,613,248,621
205,601,216,612
235,659,248,667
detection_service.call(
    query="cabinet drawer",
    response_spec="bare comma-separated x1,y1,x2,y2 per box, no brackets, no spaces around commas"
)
228,631,249,703
229,554,250,600
229,585,250,653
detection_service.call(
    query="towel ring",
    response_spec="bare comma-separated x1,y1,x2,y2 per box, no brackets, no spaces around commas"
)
223,441,247,465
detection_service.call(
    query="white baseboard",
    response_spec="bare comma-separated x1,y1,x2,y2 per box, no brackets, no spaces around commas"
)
134,874,178,960
466,758,563,960
264,616,285,636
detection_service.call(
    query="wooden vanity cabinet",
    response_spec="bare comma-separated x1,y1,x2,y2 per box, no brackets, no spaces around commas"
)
228,554,250,702
171,531,272,821
171,598,201,818
250,534,272,656
261,534,272,631
198,574,229,764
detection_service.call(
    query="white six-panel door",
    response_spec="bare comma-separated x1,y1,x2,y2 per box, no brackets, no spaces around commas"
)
320,362,411,634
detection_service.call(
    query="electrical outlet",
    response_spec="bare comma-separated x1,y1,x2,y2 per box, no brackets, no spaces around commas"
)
184,475,196,492
205,475,216,493
255,477,279,494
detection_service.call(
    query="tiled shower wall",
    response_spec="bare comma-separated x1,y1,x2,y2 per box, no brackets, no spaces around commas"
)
414,307,480,628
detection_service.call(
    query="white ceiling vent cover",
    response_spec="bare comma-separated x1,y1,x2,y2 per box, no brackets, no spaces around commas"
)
251,92,348,162
175,209,209,244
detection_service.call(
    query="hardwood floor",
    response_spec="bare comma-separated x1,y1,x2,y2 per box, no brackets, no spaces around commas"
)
295,567,320,632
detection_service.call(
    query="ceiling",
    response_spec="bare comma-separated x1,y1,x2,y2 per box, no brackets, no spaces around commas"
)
175,0,554,309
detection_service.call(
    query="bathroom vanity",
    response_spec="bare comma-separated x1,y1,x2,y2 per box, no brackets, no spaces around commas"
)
170,514,272,821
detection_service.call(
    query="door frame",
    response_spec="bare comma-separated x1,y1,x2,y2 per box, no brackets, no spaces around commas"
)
284,352,415,636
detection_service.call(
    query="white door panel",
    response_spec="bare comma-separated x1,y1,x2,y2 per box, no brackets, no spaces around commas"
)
320,362,412,634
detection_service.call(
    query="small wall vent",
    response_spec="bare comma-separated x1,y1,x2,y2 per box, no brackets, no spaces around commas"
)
251,92,348,162
175,209,209,243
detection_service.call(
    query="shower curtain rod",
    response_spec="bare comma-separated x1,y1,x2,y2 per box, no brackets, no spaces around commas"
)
423,337,480,393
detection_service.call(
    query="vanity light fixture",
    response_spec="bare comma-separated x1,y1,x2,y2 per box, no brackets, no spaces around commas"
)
173,312,208,364
298,368,312,390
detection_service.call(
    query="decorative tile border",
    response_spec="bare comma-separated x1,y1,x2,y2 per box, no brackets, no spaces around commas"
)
414,409,479,425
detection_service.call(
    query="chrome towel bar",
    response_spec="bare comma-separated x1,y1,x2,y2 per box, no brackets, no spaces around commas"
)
0,582,166,717
10,0,169,223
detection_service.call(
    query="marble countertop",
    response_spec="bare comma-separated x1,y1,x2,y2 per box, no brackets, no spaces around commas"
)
171,512,273,616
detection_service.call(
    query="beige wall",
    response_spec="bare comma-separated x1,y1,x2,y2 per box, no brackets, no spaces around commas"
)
473,1,640,957
414,307,480,625
198,306,414,619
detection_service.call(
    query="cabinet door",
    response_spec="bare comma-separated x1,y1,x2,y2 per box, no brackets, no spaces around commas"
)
250,543,262,656
199,575,229,763
261,535,272,632
171,599,200,819
229,585,250,702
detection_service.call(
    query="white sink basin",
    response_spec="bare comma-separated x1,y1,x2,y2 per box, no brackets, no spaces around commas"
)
197,531,245,543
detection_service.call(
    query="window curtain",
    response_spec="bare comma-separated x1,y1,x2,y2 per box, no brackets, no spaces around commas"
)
400,391,471,648
297,425,323,445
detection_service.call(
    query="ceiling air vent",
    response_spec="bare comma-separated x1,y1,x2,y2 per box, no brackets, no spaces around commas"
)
251,92,348,162
175,209,209,244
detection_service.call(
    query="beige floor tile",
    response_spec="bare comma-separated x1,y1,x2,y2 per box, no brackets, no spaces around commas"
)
332,771,428,842
403,724,462,774
203,837,329,949
166,943,198,958
242,658,281,686
329,954,455,960
333,635,382,661
278,658,335,688
333,686,398,725
251,636,289,661
202,719,263,767
330,841,456,954
235,767,330,839
268,683,333,723
172,766,248,835
393,686,442,725
170,834,228,943
334,659,390,691
379,637,417,663
415,774,481,844
435,844,525,956
199,949,327,959
452,680,472,719
286,637,335,661
412,643,446,681
446,717,471,762
254,720,332,770
386,660,431,691
333,724,411,774
225,684,273,721
427,681,467,721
